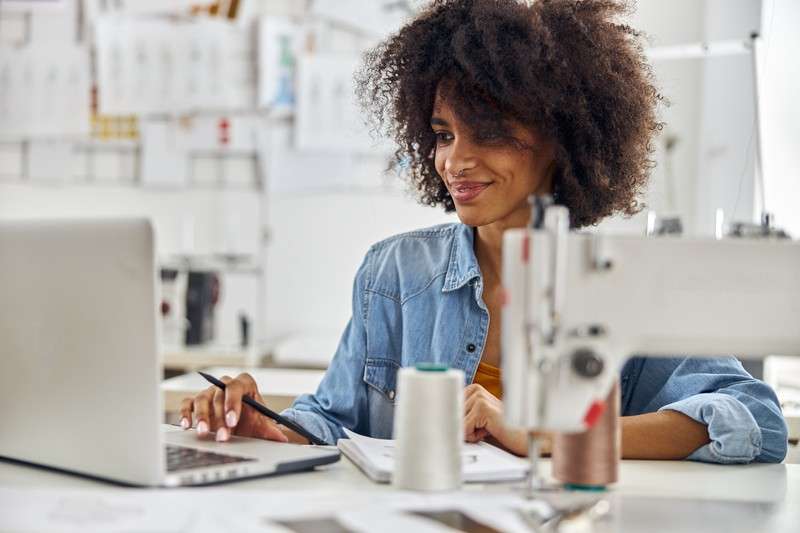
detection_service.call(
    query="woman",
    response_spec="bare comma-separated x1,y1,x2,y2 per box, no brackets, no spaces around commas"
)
180,0,787,463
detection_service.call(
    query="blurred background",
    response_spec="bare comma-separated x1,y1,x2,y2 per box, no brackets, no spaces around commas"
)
0,0,797,402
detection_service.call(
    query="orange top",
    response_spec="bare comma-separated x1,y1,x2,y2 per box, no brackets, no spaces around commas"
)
473,360,503,399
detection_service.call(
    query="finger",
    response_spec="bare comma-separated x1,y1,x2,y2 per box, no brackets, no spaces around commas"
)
464,402,491,441
473,428,490,442
464,383,483,398
257,418,289,442
179,397,194,429
465,389,493,415
193,387,214,436
464,410,481,441
235,372,268,404
464,393,482,414
213,386,229,442
223,379,244,429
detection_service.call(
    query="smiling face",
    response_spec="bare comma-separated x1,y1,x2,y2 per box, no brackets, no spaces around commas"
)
431,90,556,229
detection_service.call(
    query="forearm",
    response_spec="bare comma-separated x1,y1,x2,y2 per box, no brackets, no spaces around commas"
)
492,412,708,460
621,410,710,460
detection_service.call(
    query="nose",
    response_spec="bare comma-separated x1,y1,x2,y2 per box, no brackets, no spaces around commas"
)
443,136,478,178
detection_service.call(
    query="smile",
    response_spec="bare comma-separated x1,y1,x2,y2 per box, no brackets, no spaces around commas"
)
450,182,491,203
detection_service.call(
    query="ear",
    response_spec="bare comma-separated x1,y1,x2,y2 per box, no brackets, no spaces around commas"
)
533,156,557,196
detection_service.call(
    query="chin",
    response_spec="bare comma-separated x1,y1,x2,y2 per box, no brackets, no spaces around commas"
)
454,206,494,228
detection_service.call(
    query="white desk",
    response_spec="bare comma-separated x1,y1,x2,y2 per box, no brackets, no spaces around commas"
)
1,454,798,532
162,349,252,373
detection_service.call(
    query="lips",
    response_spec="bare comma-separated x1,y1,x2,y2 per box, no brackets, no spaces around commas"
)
450,181,491,203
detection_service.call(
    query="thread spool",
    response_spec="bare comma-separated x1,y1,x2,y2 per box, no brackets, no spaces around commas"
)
552,381,620,489
393,364,464,491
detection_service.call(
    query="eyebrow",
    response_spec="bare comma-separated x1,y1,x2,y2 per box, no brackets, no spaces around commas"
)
430,117,449,127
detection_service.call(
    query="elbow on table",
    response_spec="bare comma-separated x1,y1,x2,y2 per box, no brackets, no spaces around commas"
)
755,415,789,464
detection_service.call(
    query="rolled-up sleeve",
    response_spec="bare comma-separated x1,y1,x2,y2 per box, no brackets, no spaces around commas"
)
624,356,788,464
279,250,374,445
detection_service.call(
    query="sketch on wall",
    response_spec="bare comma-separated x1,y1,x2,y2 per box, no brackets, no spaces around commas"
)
0,44,90,138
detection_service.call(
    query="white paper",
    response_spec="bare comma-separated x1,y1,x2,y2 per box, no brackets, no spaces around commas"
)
141,115,260,189
310,0,413,40
0,487,594,533
140,120,189,188
95,17,254,116
257,16,300,110
84,0,195,20
0,488,194,533
342,428,530,482
262,120,355,193
0,0,66,11
0,44,90,139
26,0,79,44
295,53,393,154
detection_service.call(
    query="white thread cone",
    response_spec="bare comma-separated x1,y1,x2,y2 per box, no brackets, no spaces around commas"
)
393,366,464,491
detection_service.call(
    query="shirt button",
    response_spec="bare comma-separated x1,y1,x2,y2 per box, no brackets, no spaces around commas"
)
388,390,395,400
467,343,476,353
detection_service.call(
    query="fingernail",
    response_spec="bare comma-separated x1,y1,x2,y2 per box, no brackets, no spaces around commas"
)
180,417,189,430
216,427,229,442
197,421,209,435
226,411,238,428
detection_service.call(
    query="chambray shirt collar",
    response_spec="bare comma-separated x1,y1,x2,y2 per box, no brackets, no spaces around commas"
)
442,224,481,292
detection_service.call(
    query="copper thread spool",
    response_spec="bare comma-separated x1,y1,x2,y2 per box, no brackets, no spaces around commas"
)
552,380,620,490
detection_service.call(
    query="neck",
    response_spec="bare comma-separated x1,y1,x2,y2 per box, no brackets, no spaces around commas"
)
474,207,530,285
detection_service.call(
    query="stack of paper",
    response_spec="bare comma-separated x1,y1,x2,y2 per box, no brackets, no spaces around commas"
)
338,428,529,483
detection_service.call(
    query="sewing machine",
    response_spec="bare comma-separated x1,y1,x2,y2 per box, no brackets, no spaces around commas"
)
501,198,800,485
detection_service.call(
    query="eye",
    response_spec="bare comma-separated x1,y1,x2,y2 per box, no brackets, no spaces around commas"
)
434,131,454,144
475,131,509,144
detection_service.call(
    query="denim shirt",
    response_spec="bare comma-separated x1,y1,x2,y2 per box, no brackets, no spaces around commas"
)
282,223,788,464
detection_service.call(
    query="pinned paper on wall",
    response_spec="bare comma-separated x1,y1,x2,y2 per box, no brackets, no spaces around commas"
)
23,0,80,44
264,120,354,193
263,120,393,193
310,0,414,40
295,54,393,154
0,0,67,11
83,0,195,20
140,120,190,188
141,115,261,188
95,17,254,115
257,15,301,111
0,44,90,139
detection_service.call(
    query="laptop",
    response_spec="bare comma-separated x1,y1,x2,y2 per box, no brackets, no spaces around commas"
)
0,218,339,486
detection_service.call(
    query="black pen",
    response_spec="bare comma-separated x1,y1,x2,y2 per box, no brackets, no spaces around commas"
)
198,371,327,446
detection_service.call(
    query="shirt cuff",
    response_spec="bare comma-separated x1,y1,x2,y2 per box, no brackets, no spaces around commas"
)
279,407,341,445
658,392,762,464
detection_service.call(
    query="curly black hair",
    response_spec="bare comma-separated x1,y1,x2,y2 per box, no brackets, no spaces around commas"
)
357,0,663,228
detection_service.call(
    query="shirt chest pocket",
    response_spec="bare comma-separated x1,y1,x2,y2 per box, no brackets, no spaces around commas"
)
363,357,400,403
363,358,399,438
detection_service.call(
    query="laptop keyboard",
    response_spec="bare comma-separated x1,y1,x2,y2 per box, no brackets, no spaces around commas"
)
166,444,255,473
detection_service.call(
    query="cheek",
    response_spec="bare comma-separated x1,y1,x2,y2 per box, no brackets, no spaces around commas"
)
507,154,545,191
434,148,447,177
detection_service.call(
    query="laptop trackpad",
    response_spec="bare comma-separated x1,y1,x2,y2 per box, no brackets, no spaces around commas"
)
161,424,340,467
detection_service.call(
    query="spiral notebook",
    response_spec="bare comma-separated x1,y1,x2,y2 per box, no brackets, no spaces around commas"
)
337,428,529,483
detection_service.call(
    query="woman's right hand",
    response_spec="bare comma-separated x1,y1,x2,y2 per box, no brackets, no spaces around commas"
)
179,373,289,443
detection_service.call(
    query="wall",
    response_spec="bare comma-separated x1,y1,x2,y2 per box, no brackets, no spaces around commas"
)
759,0,800,237
2,0,794,358
264,191,454,342
694,0,762,235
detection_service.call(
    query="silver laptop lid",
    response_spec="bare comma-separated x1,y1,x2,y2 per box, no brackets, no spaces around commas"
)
0,219,163,485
